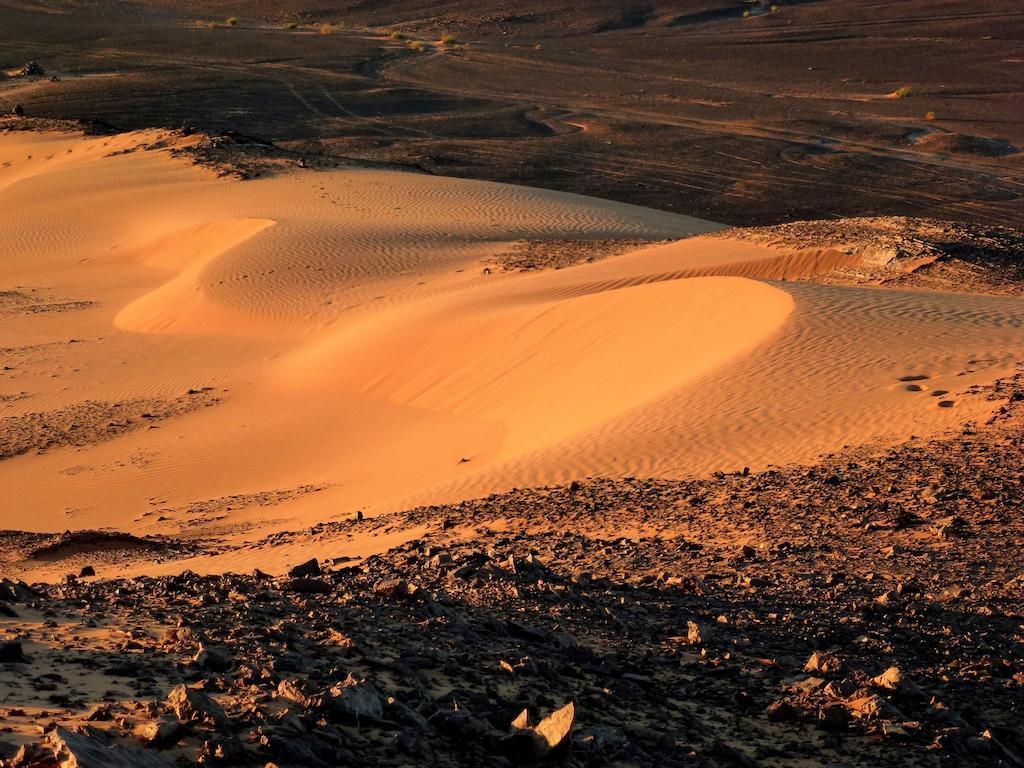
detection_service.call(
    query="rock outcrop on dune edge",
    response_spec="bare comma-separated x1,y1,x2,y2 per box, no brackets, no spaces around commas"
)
2,367,1023,768
713,217,1024,296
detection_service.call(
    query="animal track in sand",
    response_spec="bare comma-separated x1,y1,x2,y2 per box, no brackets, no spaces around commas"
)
901,376,959,405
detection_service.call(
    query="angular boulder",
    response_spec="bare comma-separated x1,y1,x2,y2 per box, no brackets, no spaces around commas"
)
47,728,175,768
502,701,575,763
165,685,231,729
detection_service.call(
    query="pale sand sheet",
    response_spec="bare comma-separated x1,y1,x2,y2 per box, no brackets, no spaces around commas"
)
1,130,1022,570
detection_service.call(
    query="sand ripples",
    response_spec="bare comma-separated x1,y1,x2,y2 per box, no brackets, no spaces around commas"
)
2,130,1022,531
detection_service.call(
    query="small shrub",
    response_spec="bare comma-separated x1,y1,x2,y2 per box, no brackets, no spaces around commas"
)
390,30,406,40
320,23,334,35
893,86,915,98
226,16,239,27
925,111,937,121
207,21,218,29
440,33,459,46
409,40,429,52
283,21,298,30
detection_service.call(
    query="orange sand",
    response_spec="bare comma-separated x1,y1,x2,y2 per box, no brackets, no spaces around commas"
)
2,129,1022,570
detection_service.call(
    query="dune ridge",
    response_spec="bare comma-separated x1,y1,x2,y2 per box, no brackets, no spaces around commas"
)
115,218,277,334
282,275,794,461
605,237,866,282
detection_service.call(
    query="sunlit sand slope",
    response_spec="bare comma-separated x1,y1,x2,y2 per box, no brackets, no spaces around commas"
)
1,130,1021,546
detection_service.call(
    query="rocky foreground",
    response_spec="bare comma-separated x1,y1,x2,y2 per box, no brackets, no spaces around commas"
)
2,368,1024,768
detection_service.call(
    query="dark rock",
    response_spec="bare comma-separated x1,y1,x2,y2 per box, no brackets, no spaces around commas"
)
710,739,758,767
281,578,332,594
0,641,27,664
47,728,175,767
165,684,231,729
501,702,574,763
0,579,37,603
765,699,798,722
84,704,112,722
199,734,247,765
505,621,549,643
817,703,852,732
192,644,232,672
8,743,53,768
287,558,321,578
804,650,842,675
276,679,311,709
320,674,384,722
434,709,494,741
0,739,17,761
394,728,423,756
137,717,183,747
17,62,45,76
373,578,413,599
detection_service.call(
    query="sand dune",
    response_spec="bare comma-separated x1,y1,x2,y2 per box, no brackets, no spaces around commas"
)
282,276,792,460
586,236,865,282
2,129,1022,550
115,218,277,333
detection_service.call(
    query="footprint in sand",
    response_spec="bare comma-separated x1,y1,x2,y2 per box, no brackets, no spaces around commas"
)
937,400,956,408
905,383,928,392
898,374,930,382
930,390,950,397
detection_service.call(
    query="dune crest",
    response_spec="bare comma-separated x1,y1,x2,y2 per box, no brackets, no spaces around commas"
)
0,130,167,194
285,276,793,461
114,218,277,334
626,238,864,281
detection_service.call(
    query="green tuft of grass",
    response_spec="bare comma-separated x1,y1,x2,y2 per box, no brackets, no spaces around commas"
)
390,30,406,40
893,85,915,98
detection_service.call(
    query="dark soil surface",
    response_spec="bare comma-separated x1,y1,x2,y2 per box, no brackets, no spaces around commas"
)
484,239,669,272
2,0,1022,226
